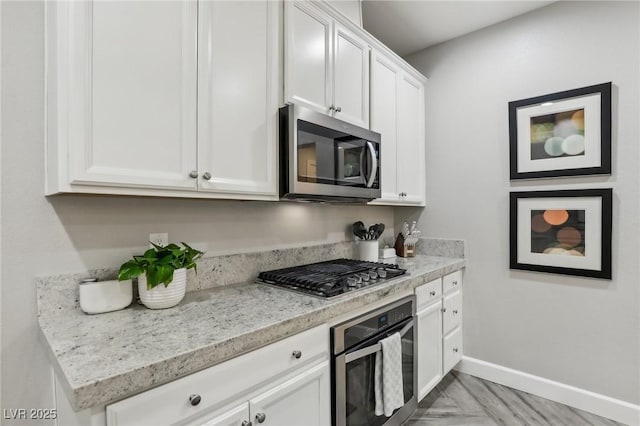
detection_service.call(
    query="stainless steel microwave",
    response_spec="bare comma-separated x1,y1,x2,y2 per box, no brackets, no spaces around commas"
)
279,104,381,202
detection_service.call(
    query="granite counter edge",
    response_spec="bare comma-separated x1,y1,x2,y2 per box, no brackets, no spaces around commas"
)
49,258,465,411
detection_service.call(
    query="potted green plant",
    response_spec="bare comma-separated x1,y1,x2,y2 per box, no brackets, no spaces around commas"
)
118,242,204,309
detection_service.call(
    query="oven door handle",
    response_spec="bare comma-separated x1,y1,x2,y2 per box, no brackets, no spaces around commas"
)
365,141,377,188
344,320,413,364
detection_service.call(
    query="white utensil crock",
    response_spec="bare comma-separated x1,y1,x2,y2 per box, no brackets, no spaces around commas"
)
138,268,186,309
356,240,379,262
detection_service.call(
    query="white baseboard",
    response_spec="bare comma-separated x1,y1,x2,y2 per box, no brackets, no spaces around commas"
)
455,356,640,426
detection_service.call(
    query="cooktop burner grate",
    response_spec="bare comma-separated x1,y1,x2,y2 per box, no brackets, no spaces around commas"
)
257,258,406,298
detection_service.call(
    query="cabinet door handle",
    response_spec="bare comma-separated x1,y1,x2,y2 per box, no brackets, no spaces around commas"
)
202,172,212,180
453,310,458,315
429,291,436,296
241,421,252,426
441,308,446,313
188,394,201,406
328,105,335,112
453,347,459,353
189,171,198,179
452,280,458,286
335,106,342,112
292,350,302,359
255,412,266,423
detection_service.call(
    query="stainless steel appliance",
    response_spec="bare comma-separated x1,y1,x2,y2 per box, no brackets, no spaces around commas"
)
279,104,381,202
257,259,406,298
331,296,417,426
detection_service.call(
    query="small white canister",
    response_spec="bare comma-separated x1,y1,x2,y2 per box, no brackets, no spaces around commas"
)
79,278,133,314
356,240,379,262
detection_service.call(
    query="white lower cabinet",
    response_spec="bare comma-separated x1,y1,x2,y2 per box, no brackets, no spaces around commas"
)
443,327,463,376
198,361,329,426
442,273,463,376
105,325,330,426
199,403,249,426
247,361,330,426
414,270,464,401
416,300,443,400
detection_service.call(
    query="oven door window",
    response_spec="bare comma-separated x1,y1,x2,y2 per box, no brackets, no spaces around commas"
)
343,327,414,426
297,120,377,188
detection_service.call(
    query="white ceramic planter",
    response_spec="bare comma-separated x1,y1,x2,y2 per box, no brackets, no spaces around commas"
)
138,268,186,309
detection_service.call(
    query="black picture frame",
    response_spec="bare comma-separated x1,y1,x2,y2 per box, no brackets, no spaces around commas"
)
509,189,612,279
509,82,612,179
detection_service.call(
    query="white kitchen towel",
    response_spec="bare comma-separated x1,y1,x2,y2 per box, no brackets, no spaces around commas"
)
374,332,404,417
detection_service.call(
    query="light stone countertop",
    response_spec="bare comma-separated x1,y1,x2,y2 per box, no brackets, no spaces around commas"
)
38,255,464,411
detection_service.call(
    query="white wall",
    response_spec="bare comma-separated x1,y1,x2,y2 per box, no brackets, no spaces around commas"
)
405,1,639,405
0,1,394,420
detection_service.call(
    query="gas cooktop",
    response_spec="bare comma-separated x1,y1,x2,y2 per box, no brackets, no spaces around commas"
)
257,258,407,298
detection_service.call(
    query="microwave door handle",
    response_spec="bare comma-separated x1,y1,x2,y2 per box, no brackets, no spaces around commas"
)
359,147,366,183
365,141,378,188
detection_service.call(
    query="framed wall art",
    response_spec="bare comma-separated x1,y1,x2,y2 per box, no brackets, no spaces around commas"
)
509,189,612,279
509,82,612,179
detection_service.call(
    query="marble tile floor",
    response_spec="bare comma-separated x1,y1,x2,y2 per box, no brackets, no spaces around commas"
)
405,371,623,426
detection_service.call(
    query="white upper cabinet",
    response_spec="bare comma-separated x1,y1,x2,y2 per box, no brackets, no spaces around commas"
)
46,0,279,200
397,72,426,204
285,1,370,127
370,50,426,206
333,23,370,128
370,51,400,201
285,1,333,114
47,1,198,193
197,1,278,197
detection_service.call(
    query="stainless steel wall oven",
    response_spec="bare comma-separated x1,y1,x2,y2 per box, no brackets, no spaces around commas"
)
331,296,417,426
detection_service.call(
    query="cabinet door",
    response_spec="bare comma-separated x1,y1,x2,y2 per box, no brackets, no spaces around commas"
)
197,402,249,426
443,326,463,375
417,301,443,400
249,361,330,426
370,51,400,202
285,1,333,114
60,1,197,191
197,1,278,198
397,73,426,205
333,23,370,127
443,290,462,336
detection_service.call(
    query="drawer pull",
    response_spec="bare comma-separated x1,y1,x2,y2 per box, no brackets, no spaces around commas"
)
188,394,201,406
292,350,302,359
255,412,266,423
453,310,458,315
429,291,436,296
453,347,459,353
241,421,252,426
452,280,458,286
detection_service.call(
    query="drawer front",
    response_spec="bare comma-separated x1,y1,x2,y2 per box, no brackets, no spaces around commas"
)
442,290,462,335
106,325,329,426
415,278,442,311
443,326,462,374
443,270,462,294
